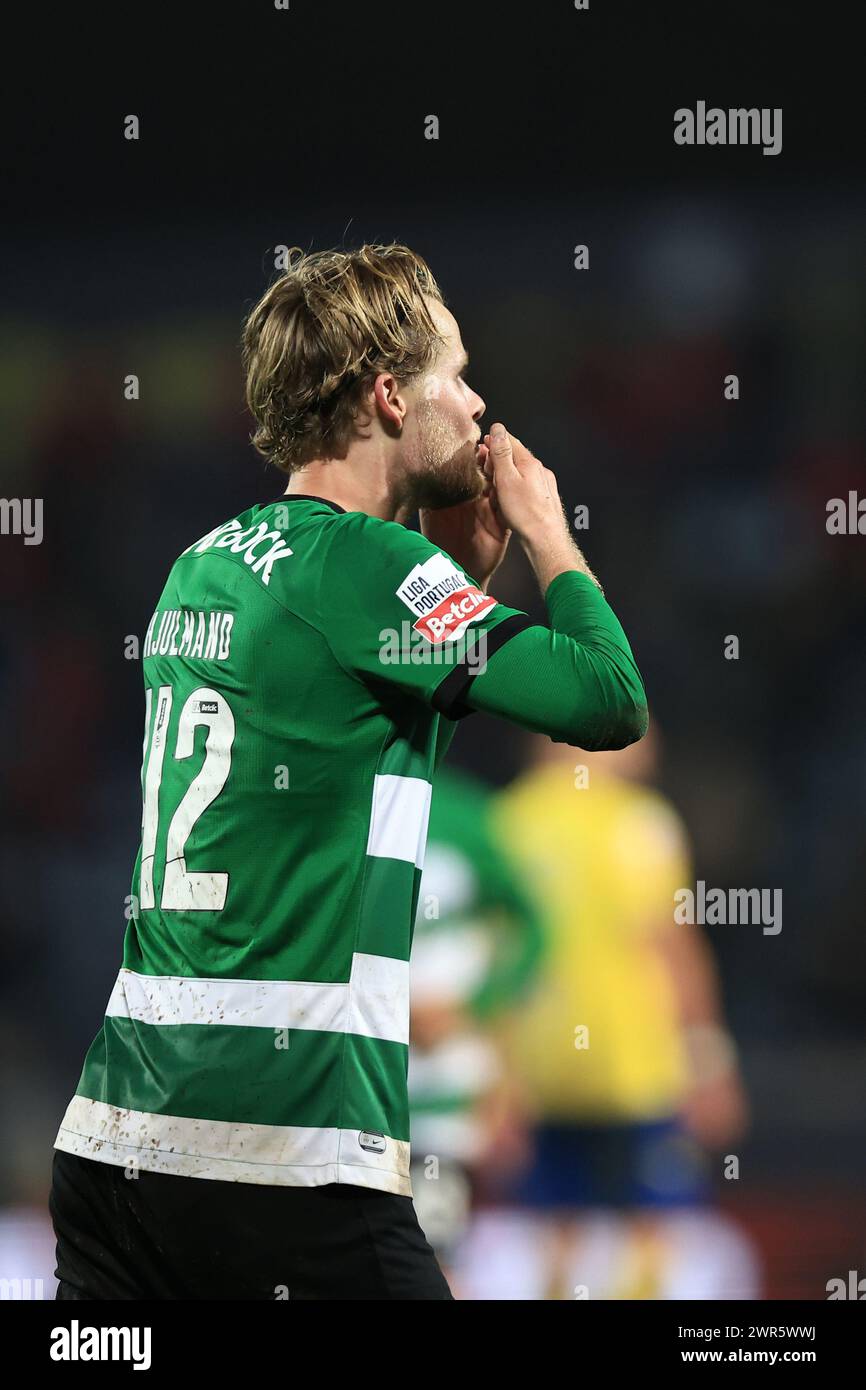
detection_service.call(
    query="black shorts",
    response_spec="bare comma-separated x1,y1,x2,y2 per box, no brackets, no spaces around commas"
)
49,1149,452,1300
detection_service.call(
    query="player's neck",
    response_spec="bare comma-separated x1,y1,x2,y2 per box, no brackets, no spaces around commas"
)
283,453,409,523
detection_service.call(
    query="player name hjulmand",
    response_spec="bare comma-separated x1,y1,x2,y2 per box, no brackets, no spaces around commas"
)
143,608,235,661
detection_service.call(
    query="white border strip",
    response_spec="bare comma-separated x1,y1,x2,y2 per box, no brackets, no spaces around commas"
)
366,774,432,868
55,1097,411,1196
105,953,410,1046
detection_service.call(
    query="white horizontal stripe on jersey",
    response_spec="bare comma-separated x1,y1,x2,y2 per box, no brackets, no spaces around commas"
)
365,773,432,868
409,1109,485,1167
408,1034,502,1099
55,1097,411,1196
346,951,410,1045
105,953,410,1045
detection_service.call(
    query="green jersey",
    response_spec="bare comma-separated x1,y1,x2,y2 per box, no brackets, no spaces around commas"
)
54,495,531,1196
409,767,545,1165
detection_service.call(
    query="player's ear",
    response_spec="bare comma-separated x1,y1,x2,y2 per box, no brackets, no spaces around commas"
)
371,370,408,432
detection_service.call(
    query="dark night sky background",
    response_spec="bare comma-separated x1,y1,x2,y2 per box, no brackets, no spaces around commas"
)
0,0,864,1295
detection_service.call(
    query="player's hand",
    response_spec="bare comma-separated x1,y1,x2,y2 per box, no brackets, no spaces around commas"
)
482,422,569,553
473,1071,536,1184
419,479,511,590
682,1068,751,1149
410,1000,472,1050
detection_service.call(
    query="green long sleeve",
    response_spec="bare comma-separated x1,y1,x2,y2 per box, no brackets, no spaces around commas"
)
464,571,648,749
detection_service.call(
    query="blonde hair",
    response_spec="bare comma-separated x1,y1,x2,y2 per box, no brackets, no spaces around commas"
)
242,243,447,474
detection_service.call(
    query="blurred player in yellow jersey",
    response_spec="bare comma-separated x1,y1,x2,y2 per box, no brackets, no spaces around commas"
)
455,725,761,1300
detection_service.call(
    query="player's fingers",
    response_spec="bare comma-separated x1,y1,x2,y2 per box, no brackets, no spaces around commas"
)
482,435,495,480
508,432,544,477
542,466,561,499
487,423,519,476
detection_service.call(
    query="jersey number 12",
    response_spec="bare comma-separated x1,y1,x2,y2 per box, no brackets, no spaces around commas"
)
138,684,236,911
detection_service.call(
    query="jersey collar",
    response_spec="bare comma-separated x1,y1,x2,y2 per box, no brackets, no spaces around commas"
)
268,493,346,514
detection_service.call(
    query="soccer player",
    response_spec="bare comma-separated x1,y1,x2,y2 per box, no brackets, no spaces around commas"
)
409,765,545,1279
458,727,754,1300
49,243,647,1300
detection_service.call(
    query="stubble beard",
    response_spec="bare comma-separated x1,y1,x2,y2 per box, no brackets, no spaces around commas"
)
408,401,485,510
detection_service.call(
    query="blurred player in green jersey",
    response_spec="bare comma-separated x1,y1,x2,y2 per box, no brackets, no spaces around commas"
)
408,765,544,1281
